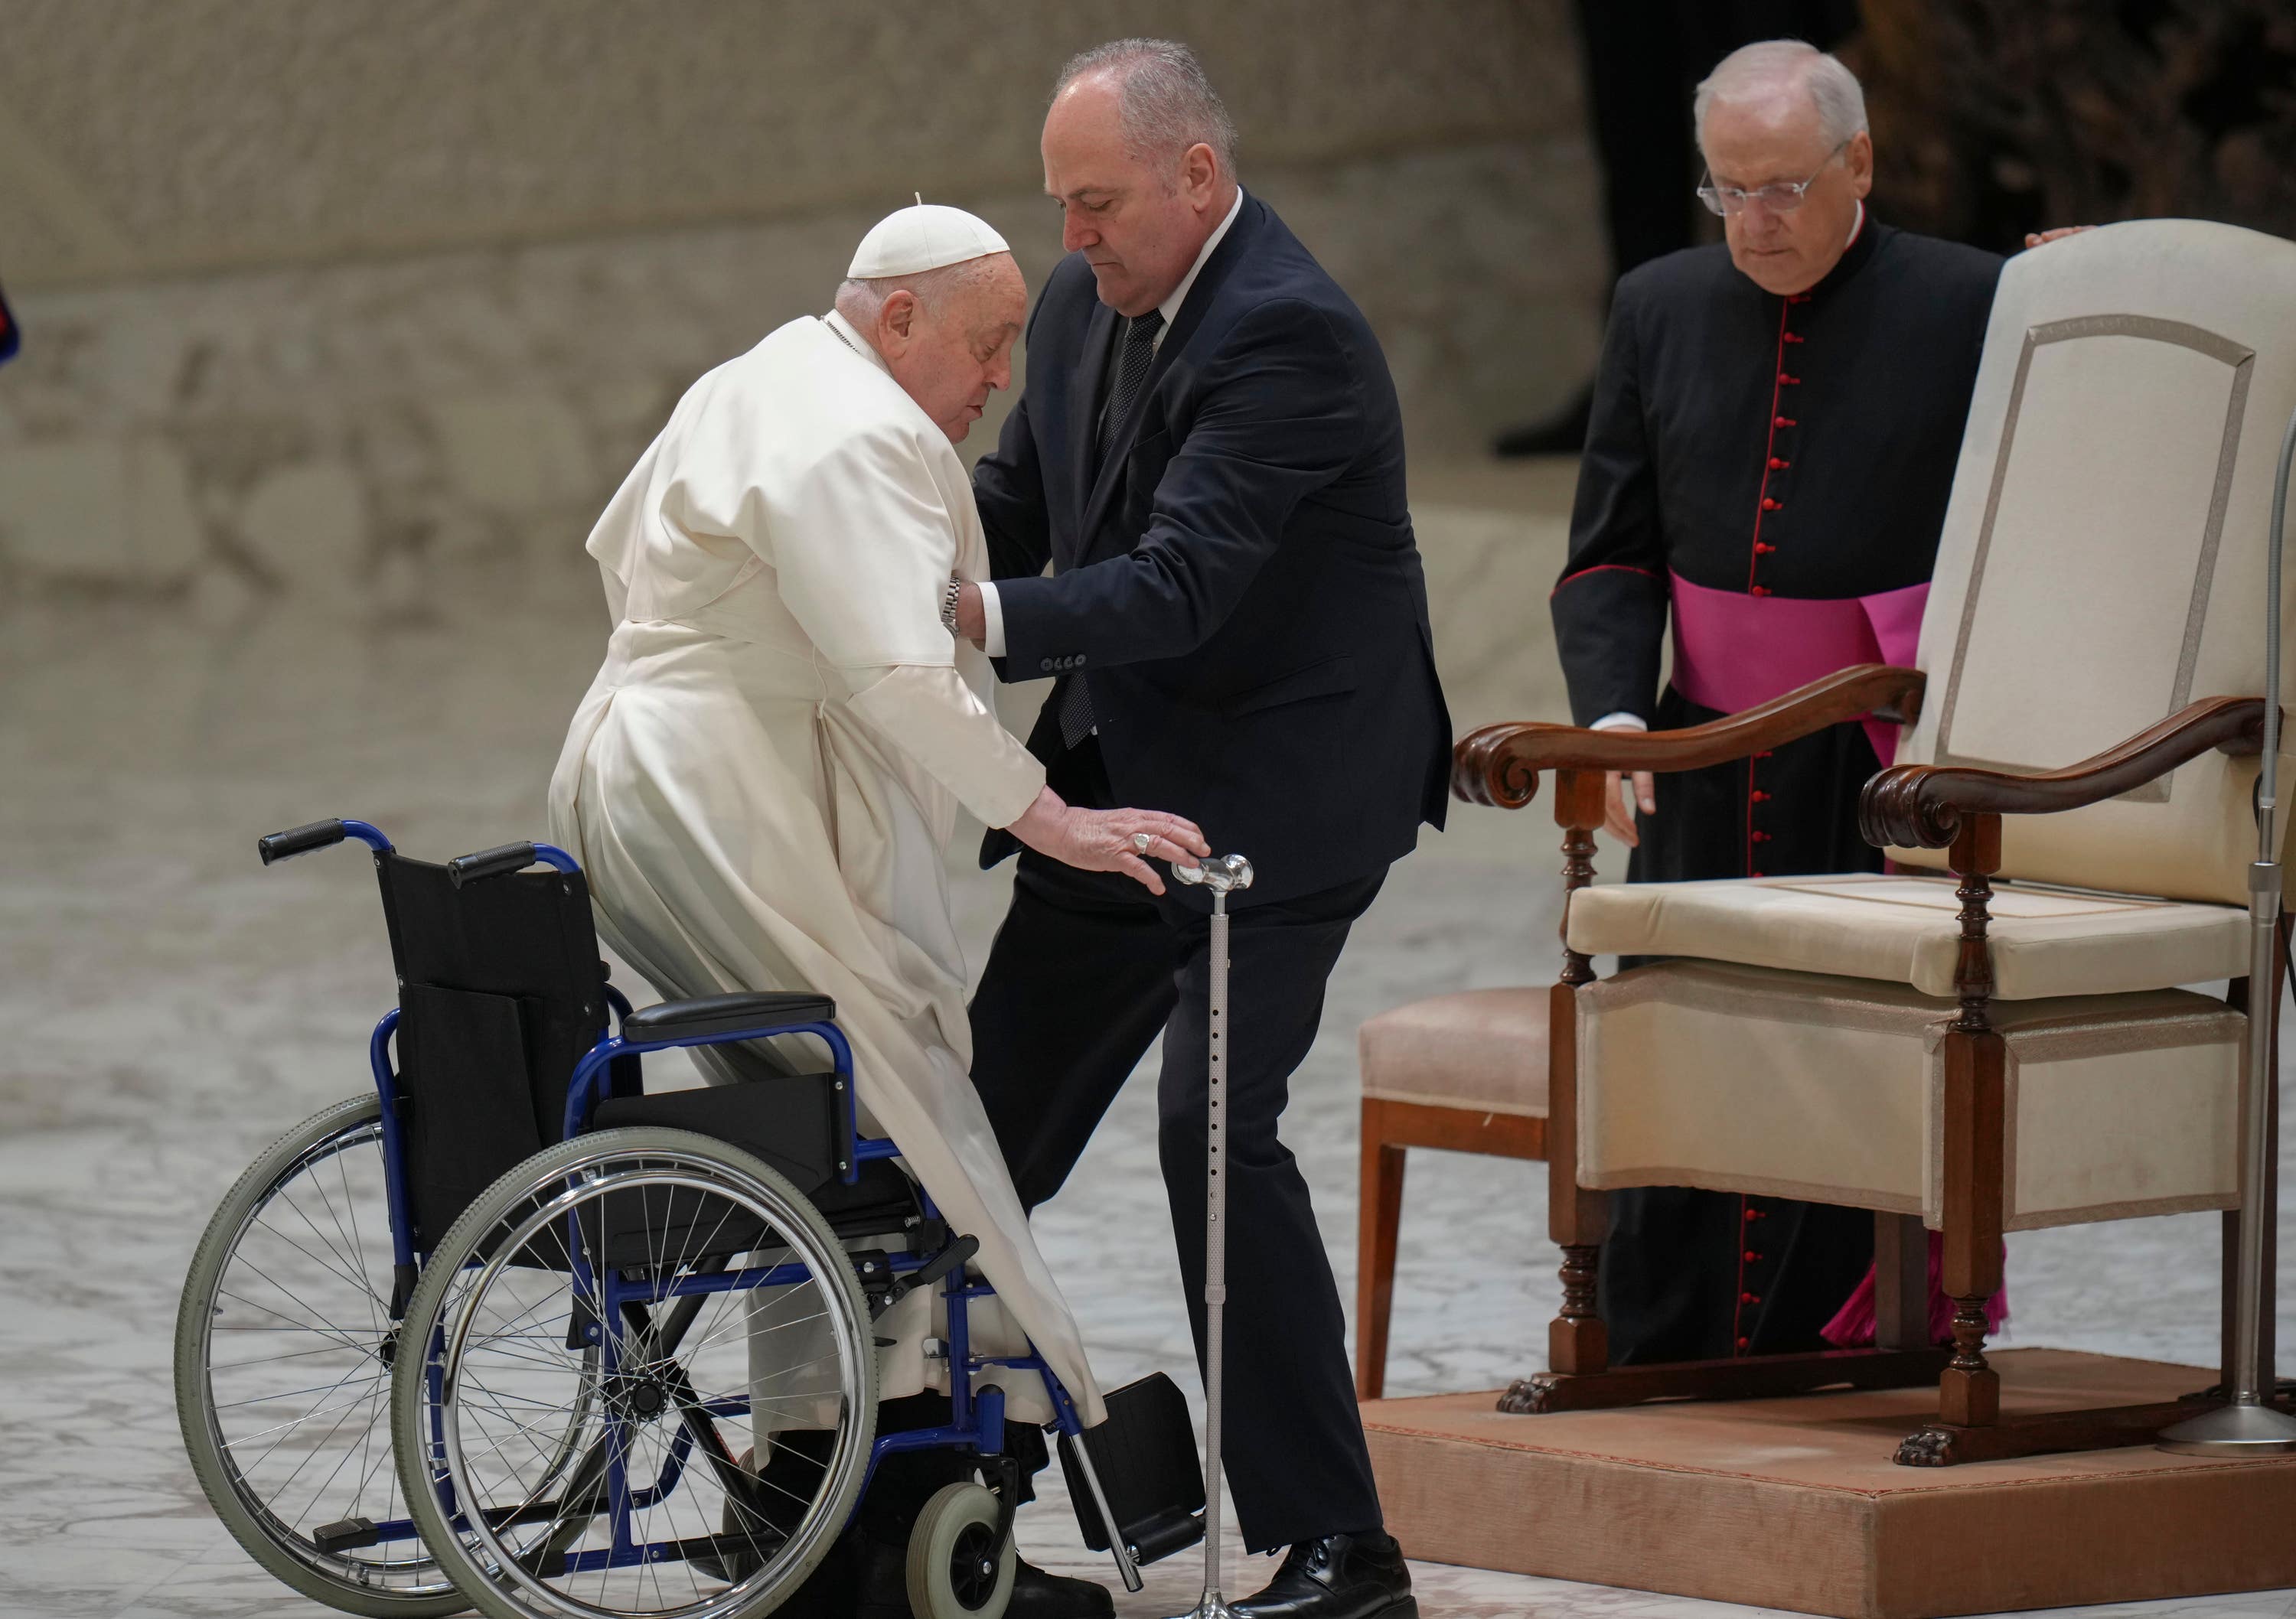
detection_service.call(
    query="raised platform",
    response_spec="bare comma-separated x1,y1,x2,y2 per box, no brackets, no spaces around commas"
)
1363,1349,2296,1619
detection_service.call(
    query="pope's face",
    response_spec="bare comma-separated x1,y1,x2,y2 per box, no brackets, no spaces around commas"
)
1042,74,1225,318
1704,97,1873,297
877,255,1026,443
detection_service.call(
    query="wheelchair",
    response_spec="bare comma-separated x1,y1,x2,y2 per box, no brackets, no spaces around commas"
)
175,817,1205,1619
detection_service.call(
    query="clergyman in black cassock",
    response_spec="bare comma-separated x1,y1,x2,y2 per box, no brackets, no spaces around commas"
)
1552,73,2001,1363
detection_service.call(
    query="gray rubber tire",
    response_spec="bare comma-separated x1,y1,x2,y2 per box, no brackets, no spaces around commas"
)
390,1126,878,1619
174,1093,469,1617
906,1481,1015,1619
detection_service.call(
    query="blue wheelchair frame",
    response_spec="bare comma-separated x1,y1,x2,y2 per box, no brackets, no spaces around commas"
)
316,819,1123,1585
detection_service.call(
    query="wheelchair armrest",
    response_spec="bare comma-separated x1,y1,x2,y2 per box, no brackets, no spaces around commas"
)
621,990,837,1044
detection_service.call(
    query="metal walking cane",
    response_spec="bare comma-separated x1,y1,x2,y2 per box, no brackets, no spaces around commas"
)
2161,404,2296,1456
1169,852,1254,1619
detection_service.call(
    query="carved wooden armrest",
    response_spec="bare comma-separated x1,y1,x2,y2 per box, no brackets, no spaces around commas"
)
1453,664,1926,810
1860,695,2269,849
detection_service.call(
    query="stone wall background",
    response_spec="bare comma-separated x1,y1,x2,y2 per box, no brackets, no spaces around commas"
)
0,1,1605,613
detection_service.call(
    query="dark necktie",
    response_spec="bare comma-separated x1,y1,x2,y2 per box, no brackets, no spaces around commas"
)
1062,309,1166,748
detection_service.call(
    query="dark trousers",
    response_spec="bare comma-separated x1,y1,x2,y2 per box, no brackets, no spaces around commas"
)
968,751,1388,1552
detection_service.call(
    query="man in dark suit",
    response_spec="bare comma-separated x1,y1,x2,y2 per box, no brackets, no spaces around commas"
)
950,37,1447,1619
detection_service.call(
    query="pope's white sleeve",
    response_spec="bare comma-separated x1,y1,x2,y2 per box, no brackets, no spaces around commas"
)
847,664,1045,828
763,425,1044,826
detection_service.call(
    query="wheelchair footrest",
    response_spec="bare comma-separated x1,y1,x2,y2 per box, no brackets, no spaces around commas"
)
1058,1371,1207,1567
312,1516,381,1554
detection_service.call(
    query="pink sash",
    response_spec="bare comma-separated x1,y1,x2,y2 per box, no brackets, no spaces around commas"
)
1668,572,1927,765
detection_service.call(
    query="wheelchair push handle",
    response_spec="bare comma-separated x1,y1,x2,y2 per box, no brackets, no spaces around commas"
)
258,819,345,865
446,840,585,888
257,818,394,865
448,842,540,888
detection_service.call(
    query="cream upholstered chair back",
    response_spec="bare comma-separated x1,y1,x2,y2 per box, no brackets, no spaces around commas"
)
1890,220,2296,906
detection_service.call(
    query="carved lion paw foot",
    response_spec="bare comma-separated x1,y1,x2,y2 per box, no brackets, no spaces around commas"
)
1894,1425,1958,1466
1496,1375,1562,1415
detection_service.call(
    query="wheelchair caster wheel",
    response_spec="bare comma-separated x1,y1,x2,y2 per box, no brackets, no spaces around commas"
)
907,1481,1015,1619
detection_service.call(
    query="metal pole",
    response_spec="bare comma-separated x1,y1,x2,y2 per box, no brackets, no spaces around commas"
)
1169,853,1253,1619
2161,405,2296,1456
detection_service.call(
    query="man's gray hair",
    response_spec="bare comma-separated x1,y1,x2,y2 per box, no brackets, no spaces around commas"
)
1055,37,1238,177
834,253,1009,327
1694,40,1868,156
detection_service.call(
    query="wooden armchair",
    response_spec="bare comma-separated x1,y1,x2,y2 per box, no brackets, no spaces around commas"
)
1453,219,2296,1464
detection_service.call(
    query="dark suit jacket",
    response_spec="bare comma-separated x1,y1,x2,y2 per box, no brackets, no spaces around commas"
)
972,193,1450,905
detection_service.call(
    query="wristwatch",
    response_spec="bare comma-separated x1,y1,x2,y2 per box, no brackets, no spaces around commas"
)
940,576,964,634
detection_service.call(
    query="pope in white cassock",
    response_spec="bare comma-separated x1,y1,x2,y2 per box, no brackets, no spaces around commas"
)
547,207,1208,1449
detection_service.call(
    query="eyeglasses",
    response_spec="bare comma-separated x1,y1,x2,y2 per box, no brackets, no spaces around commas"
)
1697,140,1850,217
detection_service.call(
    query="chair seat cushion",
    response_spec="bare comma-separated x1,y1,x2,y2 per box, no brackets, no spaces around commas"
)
1564,873,2247,999
1358,988,1548,1116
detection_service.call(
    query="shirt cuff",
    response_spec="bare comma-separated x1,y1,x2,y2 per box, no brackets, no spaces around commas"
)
1590,712,1649,731
977,581,1007,659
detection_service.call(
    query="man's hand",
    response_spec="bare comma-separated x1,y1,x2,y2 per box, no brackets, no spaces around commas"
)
2022,226,2095,249
1603,770,1655,849
954,580,987,646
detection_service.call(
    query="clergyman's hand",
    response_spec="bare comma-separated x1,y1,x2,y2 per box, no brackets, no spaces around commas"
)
1602,770,1655,849
1006,787,1210,895
2022,226,2095,249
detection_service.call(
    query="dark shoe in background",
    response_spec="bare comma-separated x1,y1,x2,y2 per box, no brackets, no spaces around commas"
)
1492,380,1594,458
1234,1529,1417,1619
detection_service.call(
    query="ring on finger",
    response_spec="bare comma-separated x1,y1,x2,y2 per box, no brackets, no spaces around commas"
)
1130,832,1153,855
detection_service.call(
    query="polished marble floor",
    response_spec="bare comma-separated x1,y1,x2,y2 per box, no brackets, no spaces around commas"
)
3,486,2291,1617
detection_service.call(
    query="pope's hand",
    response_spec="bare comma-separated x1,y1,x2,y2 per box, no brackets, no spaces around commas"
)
1006,787,1210,895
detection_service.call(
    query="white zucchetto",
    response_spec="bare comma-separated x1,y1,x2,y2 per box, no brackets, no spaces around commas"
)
848,204,1009,279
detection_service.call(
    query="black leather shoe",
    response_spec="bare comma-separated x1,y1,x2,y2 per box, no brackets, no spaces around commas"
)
1006,1556,1116,1617
1234,1530,1417,1619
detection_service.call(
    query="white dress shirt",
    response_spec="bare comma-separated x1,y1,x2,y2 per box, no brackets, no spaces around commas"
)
976,186,1247,660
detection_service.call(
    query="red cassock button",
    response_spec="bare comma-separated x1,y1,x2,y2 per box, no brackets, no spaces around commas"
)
1750,585,1772,596
1754,751,1774,761
1778,373,1800,385
1761,497,1782,511
1783,331,1805,344
1741,1292,1762,1305
1736,1336,1751,1350
1752,831,1771,843
1751,790,1771,802
1775,415,1797,428
1750,869,1765,877
1745,1251,1763,1263
1769,457,1789,470
1744,1207,1761,1222
1754,542,1776,554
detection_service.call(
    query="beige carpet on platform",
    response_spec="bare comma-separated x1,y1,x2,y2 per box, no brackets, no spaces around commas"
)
1365,1349,2296,1619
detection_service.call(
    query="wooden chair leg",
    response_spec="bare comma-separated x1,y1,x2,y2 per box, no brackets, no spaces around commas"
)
1503,774,1610,1415
1356,1103,1405,1401
1936,818,2005,1432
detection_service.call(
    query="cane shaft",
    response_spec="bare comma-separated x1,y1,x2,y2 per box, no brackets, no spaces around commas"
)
1202,895,1230,1600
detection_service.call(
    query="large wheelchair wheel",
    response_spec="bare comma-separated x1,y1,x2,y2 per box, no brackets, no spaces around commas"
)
391,1127,878,1619
174,1094,468,1616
